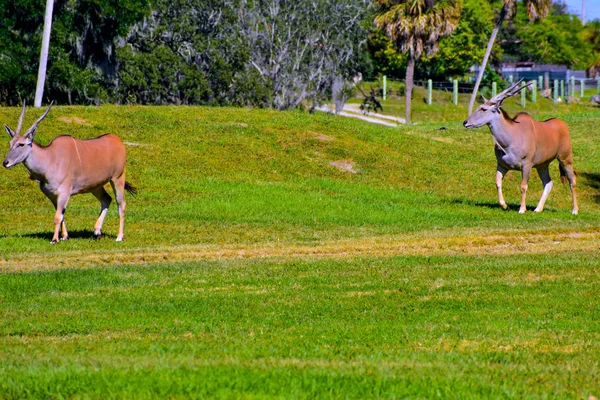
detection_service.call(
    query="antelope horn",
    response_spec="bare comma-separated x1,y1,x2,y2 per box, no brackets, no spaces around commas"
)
15,101,27,135
489,78,526,104
24,101,54,137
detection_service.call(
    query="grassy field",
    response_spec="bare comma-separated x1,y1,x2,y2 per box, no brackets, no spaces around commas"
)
0,97,600,398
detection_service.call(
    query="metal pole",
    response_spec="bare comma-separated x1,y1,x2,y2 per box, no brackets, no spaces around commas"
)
580,79,585,98
427,79,432,105
570,76,575,97
492,82,497,98
453,80,458,105
532,80,537,103
34,0,54,107
560,80,565,100
383,75,387,101
521,82,526,107
553,80,558,103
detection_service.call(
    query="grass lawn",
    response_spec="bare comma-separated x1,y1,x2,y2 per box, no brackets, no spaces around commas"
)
0,98,599,398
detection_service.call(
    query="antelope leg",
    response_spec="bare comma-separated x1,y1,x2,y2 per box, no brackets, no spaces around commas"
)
110,176,127,242
519,165,532,214
92,187,112,237
496,166,508,210
534,165,552,213
52,194,70,244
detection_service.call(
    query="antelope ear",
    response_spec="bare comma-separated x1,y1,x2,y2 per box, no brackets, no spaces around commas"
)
5,124,16,138
23,127,36,143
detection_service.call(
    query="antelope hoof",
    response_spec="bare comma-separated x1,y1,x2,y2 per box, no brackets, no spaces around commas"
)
50,239,59,244
500,203,508,210
533,208,542,213
94,231,102,239
61,236,69,241
116,237,124,242
518,209,526,214
572,210,579,215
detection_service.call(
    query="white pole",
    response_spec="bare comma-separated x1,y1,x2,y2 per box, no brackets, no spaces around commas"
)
34,0,54,107
582,0,586,24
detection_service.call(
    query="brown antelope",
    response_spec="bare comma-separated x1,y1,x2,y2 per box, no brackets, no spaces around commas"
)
463,80,578,214
3,102,136,243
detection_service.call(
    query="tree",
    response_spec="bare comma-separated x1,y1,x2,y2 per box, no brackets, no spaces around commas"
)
467,0,551,115
375,0,461,124
240,0,372,110
581,20,600,76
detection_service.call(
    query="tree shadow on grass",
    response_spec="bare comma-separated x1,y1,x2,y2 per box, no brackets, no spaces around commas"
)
578,172,600,204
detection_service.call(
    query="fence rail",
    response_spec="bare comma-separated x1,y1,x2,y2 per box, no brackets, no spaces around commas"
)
370,76,600,107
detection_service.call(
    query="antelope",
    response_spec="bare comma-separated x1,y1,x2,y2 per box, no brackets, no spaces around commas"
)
463,80,578,215
3,102,136,243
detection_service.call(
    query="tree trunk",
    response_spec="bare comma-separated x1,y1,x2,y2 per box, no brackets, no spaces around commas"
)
467,5,508,115
35,0,54,107
405,54,414,124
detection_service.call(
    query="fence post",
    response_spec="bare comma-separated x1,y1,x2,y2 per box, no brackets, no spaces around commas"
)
570,76,575,97
492,82,497,98
532,80,537,103
453,80,458,105
580,79,585,98
508,75,513,83
427,79,432,105
383,75,387,101
597,78,600,95
521,82,526,107
538,75,543,90
560,80,565,100
553,79,558,103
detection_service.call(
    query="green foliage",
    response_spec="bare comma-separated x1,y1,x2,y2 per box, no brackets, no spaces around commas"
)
367,29,407,78
420,0,496,79
581,20,600,75
501,2,593,69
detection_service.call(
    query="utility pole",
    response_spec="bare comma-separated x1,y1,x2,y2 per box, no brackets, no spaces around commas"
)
34,0,54,107
582,0,586,24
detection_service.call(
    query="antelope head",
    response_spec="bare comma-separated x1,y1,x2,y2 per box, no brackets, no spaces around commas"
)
3,101,53,169
463,79,526,129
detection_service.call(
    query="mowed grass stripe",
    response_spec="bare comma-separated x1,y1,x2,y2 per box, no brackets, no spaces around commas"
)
2,228,600,273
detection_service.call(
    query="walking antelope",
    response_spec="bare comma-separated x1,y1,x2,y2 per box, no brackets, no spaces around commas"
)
463,80,578,214
3,102,136,243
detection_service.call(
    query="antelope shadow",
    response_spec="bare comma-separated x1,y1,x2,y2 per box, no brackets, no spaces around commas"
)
18,229,116,241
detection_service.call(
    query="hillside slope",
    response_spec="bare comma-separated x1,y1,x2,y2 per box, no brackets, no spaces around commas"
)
0,105,599,260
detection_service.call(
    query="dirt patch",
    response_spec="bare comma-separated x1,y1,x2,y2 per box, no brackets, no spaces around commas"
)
309,131,334,142
57,116,90,125
329,160,359,174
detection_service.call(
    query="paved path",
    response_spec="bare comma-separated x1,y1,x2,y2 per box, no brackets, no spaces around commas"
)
316,103,406,126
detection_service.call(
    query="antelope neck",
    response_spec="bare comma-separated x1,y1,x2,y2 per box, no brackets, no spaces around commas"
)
488,113,515,151
23,143,51,180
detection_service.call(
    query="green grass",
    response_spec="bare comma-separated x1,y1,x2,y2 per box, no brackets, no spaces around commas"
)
1,254,599,398
1,98,600,398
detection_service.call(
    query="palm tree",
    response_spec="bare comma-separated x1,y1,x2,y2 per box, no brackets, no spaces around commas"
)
375,0,461,124
467,0,552,115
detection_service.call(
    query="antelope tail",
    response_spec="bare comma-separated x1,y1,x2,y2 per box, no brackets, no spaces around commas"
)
558,164,577,184
125,181,138,196
559,164,567,184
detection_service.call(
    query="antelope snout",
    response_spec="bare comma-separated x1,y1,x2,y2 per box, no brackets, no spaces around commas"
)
3,159,11,168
